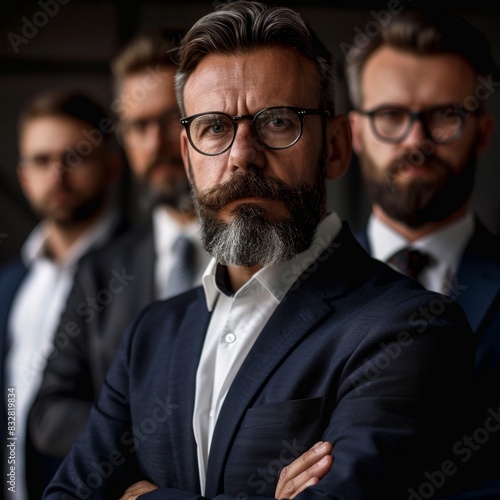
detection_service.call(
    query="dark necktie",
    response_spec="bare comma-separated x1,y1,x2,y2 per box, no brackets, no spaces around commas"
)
163,235,196,298
387,247,431,281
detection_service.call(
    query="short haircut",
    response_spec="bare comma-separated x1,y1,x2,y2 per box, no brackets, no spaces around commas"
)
111,28,185,97
18,90,110,140
175,0,335,116
344,9,498,109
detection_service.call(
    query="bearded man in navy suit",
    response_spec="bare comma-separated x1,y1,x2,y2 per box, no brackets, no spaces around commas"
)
344,10,500,497
44,2,475,499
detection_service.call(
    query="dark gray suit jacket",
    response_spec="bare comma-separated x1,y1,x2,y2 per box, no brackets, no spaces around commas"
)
0,215,130,499
29,223,156,458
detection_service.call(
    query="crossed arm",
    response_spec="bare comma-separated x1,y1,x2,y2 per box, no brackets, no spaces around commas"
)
119,442,333,500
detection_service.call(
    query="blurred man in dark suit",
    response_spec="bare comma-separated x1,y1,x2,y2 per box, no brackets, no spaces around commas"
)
345,9,500,498
0,90,126,499
29,28,209,475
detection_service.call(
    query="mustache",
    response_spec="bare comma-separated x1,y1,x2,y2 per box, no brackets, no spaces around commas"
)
144,155,184,176
388,153,452,177
197,171,300,211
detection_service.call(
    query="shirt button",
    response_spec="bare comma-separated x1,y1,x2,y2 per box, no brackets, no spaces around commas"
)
225,333,236,344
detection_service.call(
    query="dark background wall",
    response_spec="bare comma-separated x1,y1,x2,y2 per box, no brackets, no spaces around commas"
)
1,0,499,265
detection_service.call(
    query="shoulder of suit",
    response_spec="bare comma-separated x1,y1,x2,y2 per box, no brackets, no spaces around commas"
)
76,222,154,272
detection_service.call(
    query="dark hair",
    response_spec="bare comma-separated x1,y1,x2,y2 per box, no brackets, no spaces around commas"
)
175,0,335,115
18,90,110,138
345,9,498,109
111,28,185,95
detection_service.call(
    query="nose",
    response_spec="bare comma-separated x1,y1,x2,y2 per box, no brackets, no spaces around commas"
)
400,116,428,147
227,121,263,173
142,122,164,156
43,160,69,183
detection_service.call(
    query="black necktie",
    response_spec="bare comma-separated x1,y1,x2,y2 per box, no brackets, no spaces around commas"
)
387,247,431,281
163,235,196,298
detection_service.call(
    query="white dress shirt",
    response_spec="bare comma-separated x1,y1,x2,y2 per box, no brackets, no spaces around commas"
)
367,211,474,294
152,207,208,299
5,210,118,500
193,212,342,492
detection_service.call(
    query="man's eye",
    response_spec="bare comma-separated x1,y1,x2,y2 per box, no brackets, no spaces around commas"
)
195,117,232,137
130,121,148,134
30,157,50,168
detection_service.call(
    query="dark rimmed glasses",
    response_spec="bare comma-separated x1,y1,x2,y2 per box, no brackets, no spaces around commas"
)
357,104,471,144
180,106,330,156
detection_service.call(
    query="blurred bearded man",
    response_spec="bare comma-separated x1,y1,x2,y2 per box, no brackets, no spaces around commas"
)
29,28,209,484
0,89,126,499
346,9,500,497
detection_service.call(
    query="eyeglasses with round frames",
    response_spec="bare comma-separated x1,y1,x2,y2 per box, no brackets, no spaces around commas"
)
180,106,330,156
357,104,472,144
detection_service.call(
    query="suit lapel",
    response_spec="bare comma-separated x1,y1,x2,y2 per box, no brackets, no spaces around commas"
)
0,260,28,386
205,227,361,495
456,254,500,335
167,288,212,492
0,260,28,457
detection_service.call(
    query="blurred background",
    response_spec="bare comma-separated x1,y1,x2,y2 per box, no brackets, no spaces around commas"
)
1,0,499,265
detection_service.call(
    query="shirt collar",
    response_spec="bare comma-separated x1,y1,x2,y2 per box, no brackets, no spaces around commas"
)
202,212,342,311
21,208,119,268
152,206,200,254
368,211,475,269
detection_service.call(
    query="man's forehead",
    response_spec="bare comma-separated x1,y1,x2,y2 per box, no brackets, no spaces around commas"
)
183,48,320,113
119,69,178,119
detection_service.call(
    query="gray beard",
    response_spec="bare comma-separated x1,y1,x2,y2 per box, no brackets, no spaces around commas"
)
192,166,325,268
201,204,309,267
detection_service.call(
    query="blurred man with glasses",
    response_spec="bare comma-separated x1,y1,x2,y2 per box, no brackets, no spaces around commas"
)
345,9,500,498
29,28,210,482
0,90,127,499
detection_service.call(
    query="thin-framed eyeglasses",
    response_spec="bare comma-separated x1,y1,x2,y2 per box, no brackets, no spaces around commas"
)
20,151,99,177
356,104,473,144
180,106,330,156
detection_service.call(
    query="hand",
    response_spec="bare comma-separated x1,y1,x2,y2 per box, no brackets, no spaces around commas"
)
275,441,333,499
118,480,158,499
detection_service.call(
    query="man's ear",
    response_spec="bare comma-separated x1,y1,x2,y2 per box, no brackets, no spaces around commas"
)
180,130,191,180
17,164,30,196
348,110,363,156
476,112,495,157
324,114,352,180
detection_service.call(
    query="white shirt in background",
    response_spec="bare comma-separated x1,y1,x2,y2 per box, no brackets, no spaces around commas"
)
152,206,209,299
367,211,474,294
5,210,117,500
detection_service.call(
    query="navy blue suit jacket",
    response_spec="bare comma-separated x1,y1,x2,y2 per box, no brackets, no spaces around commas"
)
357,219,500,496
45,224,474,499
